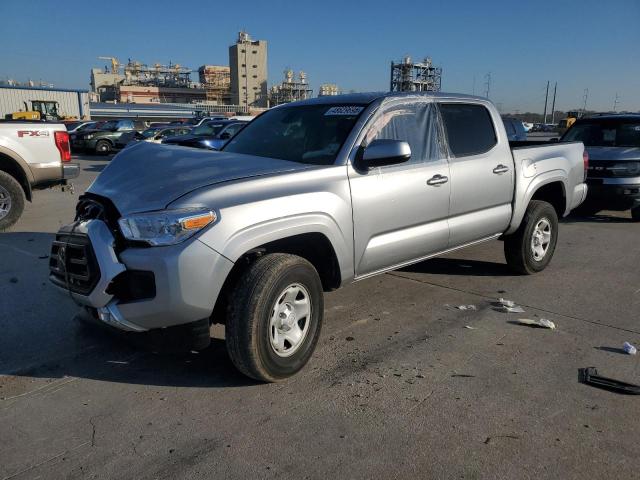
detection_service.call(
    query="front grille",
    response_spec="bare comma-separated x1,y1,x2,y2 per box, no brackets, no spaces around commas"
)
49,232,101,295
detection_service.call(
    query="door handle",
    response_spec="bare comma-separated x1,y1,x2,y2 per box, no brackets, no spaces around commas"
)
427,174,449,186
493,164,510,174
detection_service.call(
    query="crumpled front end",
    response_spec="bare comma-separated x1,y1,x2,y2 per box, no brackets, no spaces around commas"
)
49,198,234,333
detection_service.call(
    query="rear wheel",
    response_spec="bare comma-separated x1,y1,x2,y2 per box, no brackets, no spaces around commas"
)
225,253,324,382
0,171,25,231
504,200,559,274
95,140,112,155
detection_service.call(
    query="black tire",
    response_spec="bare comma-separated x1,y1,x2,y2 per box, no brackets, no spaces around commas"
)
95,139,112,155
0,170,26,231
225,253,324,382
504,200,559,275
631,205,640,222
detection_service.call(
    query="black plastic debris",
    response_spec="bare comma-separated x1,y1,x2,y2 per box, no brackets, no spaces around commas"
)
578,367,640,395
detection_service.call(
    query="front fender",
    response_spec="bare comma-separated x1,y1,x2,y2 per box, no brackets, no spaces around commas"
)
199,212,353,283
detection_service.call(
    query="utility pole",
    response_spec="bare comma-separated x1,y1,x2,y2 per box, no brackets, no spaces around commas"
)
483,72,491,99
472,75,476,96
613,92,620,112
542,80,550,124
582,88,589,115
550,82,557,123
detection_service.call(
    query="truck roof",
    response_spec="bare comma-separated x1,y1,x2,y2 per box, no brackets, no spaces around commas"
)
282,91,488,107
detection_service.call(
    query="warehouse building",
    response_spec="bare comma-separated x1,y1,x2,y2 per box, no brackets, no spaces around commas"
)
0,85,90,119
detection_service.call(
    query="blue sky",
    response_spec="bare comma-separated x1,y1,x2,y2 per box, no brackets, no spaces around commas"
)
1,0,638,112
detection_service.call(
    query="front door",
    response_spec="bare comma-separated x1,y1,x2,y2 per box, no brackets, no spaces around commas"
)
348,100,451,277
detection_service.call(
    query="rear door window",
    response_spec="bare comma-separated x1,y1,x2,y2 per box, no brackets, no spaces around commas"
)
439,103,497,157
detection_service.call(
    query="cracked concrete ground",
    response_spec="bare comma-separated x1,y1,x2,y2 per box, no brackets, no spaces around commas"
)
1,155,639,479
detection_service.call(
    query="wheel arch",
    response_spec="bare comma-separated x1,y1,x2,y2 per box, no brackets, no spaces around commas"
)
507,175,567,235
0,150,32,201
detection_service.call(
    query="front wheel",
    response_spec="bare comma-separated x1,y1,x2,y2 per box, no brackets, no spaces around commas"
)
225,253,324,382
95,140,112,155
631,205,640,222
504,200,559,274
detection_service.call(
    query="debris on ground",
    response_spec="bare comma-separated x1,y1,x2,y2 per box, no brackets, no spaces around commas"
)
579,367,640,395
498,298,525,313
516,318,556,329
456,305,477,311
464,325,475,330
623,342,637,355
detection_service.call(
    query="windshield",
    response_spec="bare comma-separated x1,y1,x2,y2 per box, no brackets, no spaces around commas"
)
193,123,225,136
141,128,160,138
65,122,81,131
563,121,640,147
222,104,364,165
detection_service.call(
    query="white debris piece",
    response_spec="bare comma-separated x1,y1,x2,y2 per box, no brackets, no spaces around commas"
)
498,298,515,308
517,318,556,329
498,298,525,313
457,305,477,311
464,325,475,330
504,305,525,313
623,342,637,355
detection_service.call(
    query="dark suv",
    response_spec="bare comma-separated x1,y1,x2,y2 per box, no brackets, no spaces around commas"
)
70,119,147,154
561,114,640,220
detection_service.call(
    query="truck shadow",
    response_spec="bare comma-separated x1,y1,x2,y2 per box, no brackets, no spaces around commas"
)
7,325,259,389
400,257,515,277
562,212,634,224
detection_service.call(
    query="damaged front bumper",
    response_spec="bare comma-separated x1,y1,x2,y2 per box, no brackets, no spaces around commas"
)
49,219,234,332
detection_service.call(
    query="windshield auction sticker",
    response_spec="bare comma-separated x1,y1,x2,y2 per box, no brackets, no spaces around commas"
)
325,106,365,116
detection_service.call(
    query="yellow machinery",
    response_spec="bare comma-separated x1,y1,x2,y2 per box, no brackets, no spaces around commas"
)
558,111,580,134
9,100,62,121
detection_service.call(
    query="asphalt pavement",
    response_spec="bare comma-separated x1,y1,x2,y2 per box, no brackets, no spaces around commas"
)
1,153,639,479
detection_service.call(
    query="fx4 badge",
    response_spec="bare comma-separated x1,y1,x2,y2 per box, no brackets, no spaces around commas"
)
17,130,50,138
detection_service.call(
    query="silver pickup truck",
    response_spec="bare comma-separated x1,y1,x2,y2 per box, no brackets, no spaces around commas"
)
49,92,587,381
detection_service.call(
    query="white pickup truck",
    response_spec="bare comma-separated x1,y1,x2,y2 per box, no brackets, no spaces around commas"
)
0,121,79,230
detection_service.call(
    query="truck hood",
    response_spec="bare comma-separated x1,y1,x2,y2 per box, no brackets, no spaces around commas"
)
585,146,640,161
87,142,312,215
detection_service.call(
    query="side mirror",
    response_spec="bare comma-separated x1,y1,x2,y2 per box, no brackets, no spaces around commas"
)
220,132,231,139
360,139,411,168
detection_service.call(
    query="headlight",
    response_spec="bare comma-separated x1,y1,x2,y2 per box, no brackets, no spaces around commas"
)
118,208,216,246
85,134,94,139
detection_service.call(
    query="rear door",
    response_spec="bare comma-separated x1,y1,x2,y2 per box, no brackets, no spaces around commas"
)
439,102,514,247
348,99,451,277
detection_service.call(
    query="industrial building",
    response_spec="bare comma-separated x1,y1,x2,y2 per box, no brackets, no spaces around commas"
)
318,84,340,96
390,56,442,92
268,70,313,106
198,65,232,104
90,57,206,104
229,31,268,108
0,85,90,119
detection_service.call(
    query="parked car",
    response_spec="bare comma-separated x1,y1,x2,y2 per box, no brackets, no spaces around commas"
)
117,126,193,149
0,120,78,229
49,92,587,381
561,114,640,220
522,122,534,132
502,117,527,141
162,121,247,150
70,119,147,154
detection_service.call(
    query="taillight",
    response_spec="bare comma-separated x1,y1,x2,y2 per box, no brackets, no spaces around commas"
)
583,149,589,181
54,131,71,163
